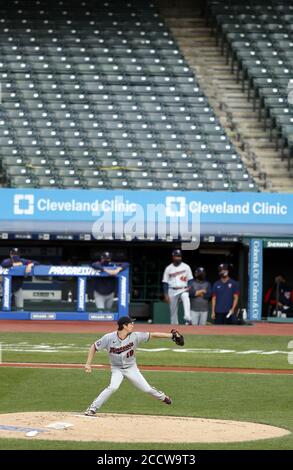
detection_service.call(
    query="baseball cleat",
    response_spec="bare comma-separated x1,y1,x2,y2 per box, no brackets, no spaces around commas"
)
84,407,97,416
163,396,172,405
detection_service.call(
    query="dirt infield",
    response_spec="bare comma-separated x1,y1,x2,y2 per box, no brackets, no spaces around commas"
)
0,412,289,443
1,362,293,375
1,320,293,336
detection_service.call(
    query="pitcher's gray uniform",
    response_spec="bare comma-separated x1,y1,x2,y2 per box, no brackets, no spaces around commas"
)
162,260,193,324
88,331,166,410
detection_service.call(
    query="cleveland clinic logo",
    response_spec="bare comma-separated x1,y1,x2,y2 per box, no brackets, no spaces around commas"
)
13,194,35,215
165,196,186,217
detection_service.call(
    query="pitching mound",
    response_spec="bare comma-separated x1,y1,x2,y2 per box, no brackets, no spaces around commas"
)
0,412,289,443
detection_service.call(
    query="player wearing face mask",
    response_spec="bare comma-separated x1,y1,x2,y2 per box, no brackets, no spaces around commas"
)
211,264,240,325
189,267,212,326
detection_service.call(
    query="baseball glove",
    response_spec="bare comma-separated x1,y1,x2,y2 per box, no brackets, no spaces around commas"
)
171,329,184,346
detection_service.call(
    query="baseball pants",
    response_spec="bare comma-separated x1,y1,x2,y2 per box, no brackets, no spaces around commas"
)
190,310,208,326
90,366,166,410
168,289,191,324
94,291,115,310
13,288,24,309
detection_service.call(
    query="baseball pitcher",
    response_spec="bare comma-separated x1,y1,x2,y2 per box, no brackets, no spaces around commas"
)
84,316,184,416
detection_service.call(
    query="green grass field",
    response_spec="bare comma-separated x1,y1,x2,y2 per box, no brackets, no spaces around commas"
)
1,332,293,369
0,331,293,450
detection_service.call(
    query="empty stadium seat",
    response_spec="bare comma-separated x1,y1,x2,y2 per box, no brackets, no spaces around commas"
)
208,0,293,166
0,0,257,191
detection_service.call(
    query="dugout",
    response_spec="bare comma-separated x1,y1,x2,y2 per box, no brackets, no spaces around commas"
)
2,235,293,323
0,237,247,322
0,189,293,322
260,240,293,322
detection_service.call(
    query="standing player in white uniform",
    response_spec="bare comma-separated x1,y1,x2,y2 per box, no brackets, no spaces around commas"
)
84,316,184,416
162,249,193,325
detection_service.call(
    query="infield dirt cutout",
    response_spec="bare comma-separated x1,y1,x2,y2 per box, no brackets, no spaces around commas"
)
0,412,290,443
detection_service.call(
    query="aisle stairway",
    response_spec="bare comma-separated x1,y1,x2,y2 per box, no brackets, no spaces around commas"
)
157,0,293,192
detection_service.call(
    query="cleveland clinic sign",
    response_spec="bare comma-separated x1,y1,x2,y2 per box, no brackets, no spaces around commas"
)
0,189,292,239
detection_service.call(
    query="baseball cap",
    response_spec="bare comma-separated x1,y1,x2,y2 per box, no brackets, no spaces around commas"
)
10,248,20,255
195,266,205,274
218,263,229,272
172,249,182,257
101,251,112,260
117,316,135,328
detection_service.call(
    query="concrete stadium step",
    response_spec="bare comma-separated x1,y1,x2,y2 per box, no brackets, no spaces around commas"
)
236,124,267,132
221,100,254,108
171,27,208,35
231,111,262,119
179,38,214,46
239,130,271,139
247,140,277,149
167,19,203,26
256,150,289,160
261,167,291,176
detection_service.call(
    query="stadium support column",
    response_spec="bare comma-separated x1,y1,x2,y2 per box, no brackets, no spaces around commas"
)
2,274,12,311
248,239,263,321
238,244,246,310
118,266,129,319
77,276,87,312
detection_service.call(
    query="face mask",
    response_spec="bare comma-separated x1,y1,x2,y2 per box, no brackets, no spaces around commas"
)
173,260,181,266
220,271,229,278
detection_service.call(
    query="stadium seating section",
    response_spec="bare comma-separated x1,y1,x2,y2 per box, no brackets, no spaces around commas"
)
207,0,293,169
0,0,257,191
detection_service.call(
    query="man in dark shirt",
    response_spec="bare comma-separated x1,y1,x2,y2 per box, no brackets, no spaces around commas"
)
211,263,239,325
92,252,125,310
1,248,38,310
189,267,212,325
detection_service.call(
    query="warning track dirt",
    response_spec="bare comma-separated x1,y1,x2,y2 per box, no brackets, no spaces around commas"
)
1,362,293,375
